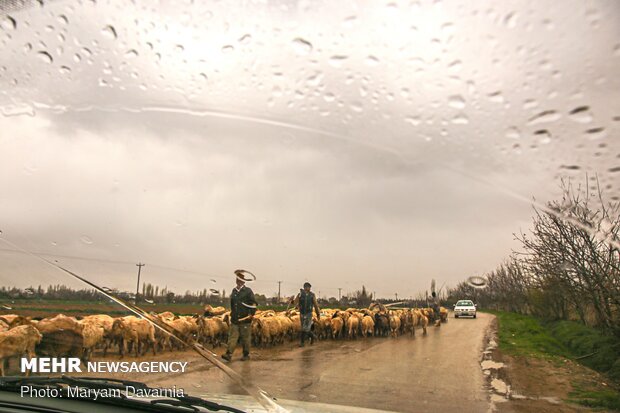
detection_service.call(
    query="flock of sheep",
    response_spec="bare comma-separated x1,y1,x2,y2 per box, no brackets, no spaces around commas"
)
0,304,449,375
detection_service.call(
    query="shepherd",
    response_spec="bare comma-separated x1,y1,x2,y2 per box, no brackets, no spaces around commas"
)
221,269,257,362
291,282,321,347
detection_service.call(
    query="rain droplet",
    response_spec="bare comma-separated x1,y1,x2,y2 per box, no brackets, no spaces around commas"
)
350,102,363,113
451,113,469,124
585,127,606,139
80,235,93,245
199,72,208,81
221,44,234,53
404,116,421,126
57,15,68,25
175,44,184,53
323,92,335,102
364,55,380,66
488,91,504,103
59,65,71,74
448,95,465,109
2,16,16,31
527,110,561,125
534,129,551,144
124,49,138,58
505,127,521,139
560,165,581,170
101,25,117,39
37,51,53,64
51,241,57,246
328,55,347,68
292,37,313,55
448,60,462,71
73,53,82,62
609,166,620,173
238,34,252,45
503,12,517,28
568,106,592,123
23,43,32,53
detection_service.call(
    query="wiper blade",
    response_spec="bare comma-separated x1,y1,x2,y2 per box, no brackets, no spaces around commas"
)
0,376,247,413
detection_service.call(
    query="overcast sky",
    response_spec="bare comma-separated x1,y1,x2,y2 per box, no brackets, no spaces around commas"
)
0,0,619,300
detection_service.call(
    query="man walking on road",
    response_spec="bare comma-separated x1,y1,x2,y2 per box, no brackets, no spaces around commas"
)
222,270,257,362
431,291,441,327
292,282,321,347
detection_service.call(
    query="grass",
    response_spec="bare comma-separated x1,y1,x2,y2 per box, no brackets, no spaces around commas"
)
485,310,620,411
569,386,620,411
485,310,569,359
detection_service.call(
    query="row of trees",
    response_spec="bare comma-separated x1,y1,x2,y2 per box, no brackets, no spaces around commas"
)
449,180,620,337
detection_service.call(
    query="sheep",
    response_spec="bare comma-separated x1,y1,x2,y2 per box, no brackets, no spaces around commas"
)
0,325,42,376
361,315,375,338
389,312,401,338
111,316,156,357
330,315,344,339
346,314,360,339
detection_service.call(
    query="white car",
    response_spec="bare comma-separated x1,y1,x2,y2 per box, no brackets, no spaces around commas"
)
453,300,477,318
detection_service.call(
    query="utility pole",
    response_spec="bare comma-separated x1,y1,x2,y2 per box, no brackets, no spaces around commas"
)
338,288,342,300
395,293,398,301
135,263,145,304
277,281,282,304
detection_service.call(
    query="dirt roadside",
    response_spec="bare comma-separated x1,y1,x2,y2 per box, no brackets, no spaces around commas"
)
483,316,616,413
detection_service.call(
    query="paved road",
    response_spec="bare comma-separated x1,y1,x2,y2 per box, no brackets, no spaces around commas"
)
137,312,494,413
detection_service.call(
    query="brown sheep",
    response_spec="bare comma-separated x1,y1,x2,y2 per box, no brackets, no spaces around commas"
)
0,325,42,376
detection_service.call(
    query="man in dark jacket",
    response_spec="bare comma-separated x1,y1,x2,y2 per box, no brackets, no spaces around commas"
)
222,270,257,362
291,282,321,347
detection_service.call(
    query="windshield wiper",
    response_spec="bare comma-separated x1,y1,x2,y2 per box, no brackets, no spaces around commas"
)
0,376,247,413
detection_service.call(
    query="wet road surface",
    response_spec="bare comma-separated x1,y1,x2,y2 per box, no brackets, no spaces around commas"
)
131,312,494,413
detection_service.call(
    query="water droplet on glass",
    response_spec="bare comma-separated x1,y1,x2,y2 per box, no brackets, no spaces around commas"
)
448,95,465,109
51,241,57,246
504,12,517,28
568,106,592,123
534,129,551,144
24,43,32,53
73,53,82,62
451,113,469,124
585,127,606,140
488,91,504,103
37,51,53,64
199,72,208,81
527,110,561,125
82,47,92,57
2,16,17,31
504,127,520,140
328,55,347,68
124,49,138,58
350,102,363,113
292,37,313,55
238,34,251,45
80,235,93,245
175,44,184,53
101,25,117,39
221,44,234,53
59,65,71,74
560,165,581,170
364,55,380,66
57,15,68,25
448,60,462,71
323,92,335,102
405,116,421,126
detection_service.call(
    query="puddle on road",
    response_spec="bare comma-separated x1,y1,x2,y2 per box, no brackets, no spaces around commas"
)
481,360,505,370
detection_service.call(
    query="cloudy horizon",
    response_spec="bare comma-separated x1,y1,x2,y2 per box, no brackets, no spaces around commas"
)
1,0,618,300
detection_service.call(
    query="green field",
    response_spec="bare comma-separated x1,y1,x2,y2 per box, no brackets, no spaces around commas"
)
487,310,620,410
